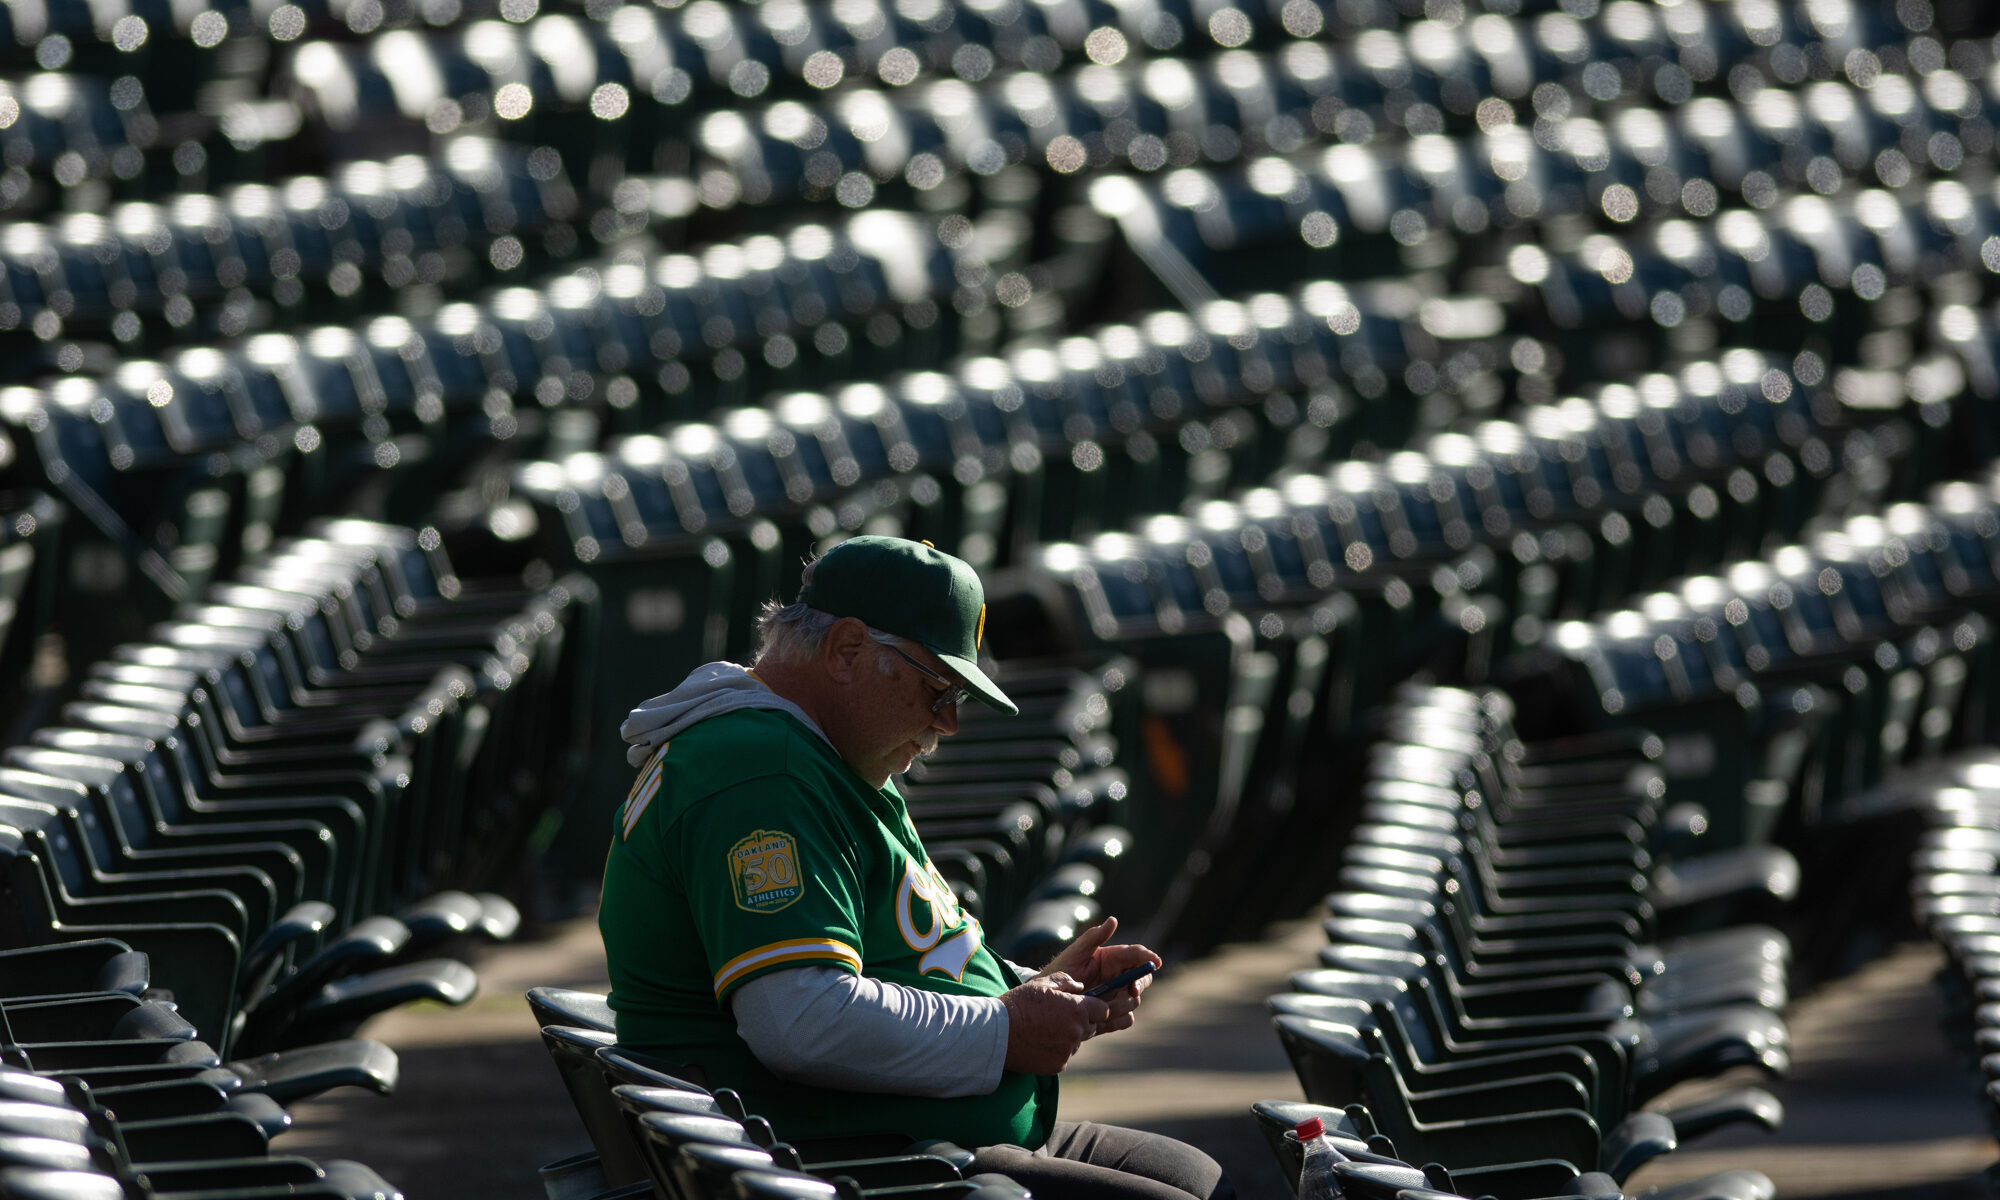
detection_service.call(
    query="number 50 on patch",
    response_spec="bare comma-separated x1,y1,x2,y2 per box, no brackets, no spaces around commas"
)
729,830,803,913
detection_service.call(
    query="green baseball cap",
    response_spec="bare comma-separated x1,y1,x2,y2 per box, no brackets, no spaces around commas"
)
798,536,1017,715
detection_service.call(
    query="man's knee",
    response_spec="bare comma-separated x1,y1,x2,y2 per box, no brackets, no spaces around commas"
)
968,1143,1183,1200
1203,1159,1236,1200
1140,1131,1230,1200
1044,1122,1233,1200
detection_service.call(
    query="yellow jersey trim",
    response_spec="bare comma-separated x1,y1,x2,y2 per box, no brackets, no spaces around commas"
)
712,937,862,996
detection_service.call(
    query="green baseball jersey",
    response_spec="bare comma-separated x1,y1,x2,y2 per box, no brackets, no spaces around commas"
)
598,705,1055,1150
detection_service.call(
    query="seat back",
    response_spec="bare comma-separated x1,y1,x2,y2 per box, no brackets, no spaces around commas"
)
537,1025,650,1188
526,987,614,1034
596,1045,711,1092
612,1083,732,1198
727,1167,839,1200
670,1142,779,1200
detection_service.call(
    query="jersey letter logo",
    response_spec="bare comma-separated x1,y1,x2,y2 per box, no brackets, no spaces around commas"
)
729,830,803,914
895,859,982,979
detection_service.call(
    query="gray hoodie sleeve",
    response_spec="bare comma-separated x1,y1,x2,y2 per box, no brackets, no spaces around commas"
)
731,966,1008,1098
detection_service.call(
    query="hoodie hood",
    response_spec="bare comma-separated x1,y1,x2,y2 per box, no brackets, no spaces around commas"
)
620,662,831,767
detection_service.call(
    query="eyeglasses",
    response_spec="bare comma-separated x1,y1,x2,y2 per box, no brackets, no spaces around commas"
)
882,642,968,714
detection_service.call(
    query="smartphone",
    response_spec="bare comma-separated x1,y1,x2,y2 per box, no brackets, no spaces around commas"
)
1084,962,1158,998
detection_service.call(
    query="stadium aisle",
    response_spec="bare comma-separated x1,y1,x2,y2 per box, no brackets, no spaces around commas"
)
278,917,1999,1200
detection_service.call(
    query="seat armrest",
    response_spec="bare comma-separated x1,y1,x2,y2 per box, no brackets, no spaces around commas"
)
96,952,151,998
1659,1087,1784,1141
1648,848,1800,913
1630,1168,1775,1200
281,918,413,999
473,893,521,941
290,960,477,1035
111,1003,197,1043
241,902,338,1002
1630,1006,1790,1099
320,1158,409,1200
398,892,487,944
1599,1111,1676,1182
526,987,614,1034
809,1154,964,1188
227,1038,400,1104
904,1140,975,1171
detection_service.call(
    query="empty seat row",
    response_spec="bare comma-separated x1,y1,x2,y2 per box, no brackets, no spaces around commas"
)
0,942,403,1199
0,139,578,358
1263,685,1790,1198
0,517,601,1050
1496,469,2000,977
0,72,307,218
0,515,610,1194
1085,143,2000,411
274,0,1976,181
1533,493,2000,820
14,29,1978,664
611,49,1998,272
0,0,1990,1195
0,209,977,665
1899,750,2000,1168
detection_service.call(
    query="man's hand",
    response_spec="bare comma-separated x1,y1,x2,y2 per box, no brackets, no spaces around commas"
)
1036,916,1161,1035
999,972,1108,1076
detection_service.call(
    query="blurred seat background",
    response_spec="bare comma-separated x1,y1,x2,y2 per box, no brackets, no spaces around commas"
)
0,0,1998,1194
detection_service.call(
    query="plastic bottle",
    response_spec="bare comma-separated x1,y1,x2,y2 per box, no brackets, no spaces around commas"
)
1293,1117,1348,1200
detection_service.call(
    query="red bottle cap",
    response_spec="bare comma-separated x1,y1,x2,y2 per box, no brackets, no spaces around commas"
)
1294,1118,1324,1140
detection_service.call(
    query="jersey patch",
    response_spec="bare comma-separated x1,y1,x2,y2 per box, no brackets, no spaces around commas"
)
729,829,804,913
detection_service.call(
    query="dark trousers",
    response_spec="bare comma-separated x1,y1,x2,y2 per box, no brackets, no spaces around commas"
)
970,1121,1235,1200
